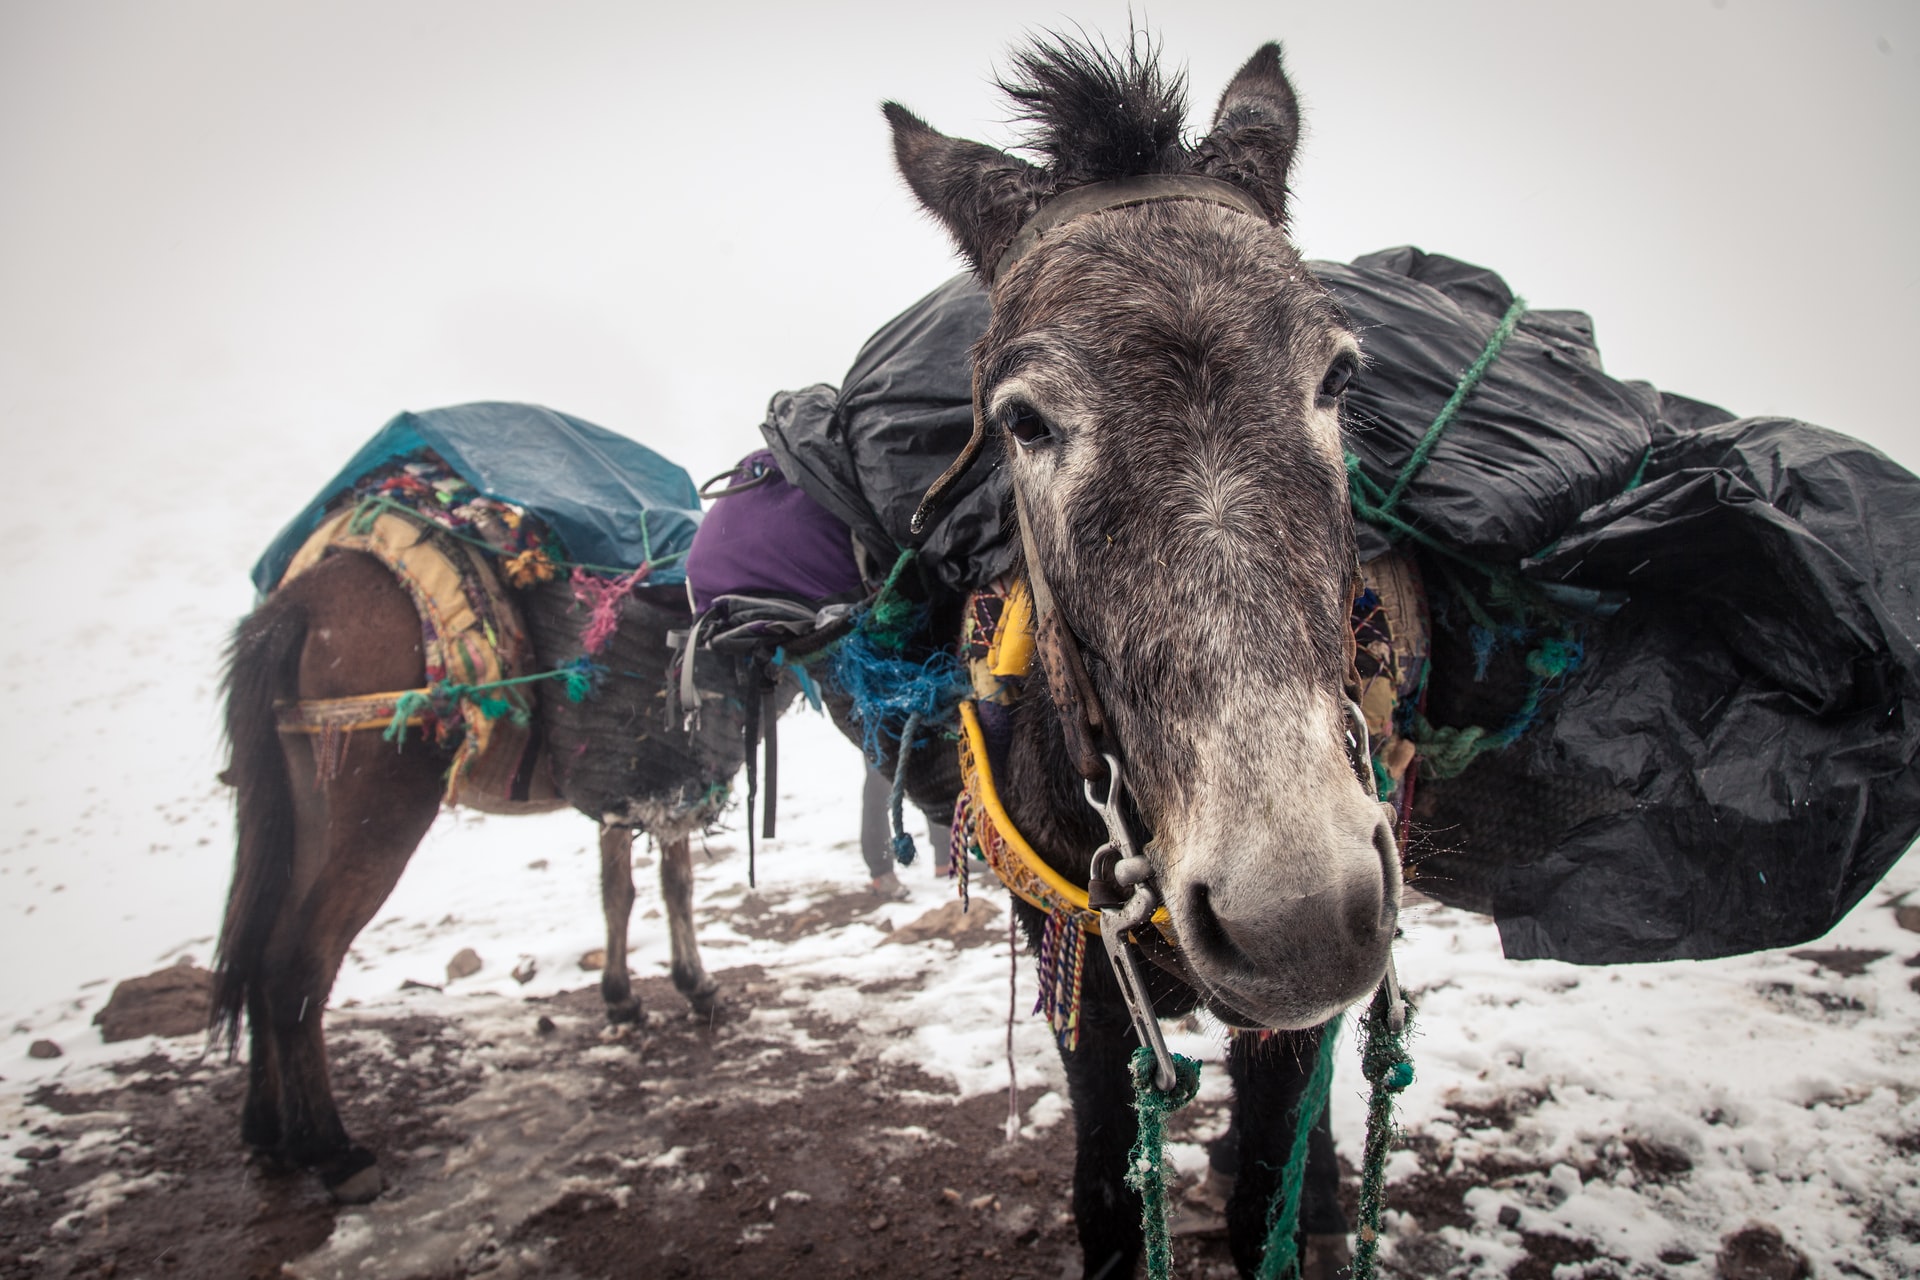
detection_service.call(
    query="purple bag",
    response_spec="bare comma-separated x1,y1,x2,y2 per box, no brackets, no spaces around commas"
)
685,450,864,614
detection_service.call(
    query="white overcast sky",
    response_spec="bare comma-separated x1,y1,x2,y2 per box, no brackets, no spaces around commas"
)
2,0,1915,526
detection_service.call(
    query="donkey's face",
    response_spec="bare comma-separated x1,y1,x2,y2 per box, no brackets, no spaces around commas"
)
891,39,1399,1029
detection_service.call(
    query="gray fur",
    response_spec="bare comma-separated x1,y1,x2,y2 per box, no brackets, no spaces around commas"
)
891,38,1399,1031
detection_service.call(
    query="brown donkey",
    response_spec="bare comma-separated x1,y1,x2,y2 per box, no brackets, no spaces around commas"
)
213,546,744,1203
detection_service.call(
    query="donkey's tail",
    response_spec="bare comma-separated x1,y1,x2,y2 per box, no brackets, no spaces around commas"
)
211,596,308,1052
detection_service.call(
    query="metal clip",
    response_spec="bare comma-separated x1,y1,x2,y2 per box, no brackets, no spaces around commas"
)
1344,698,1378,799
1082,752,1177,1091
1380,951,1407,1034
1100,911,1178,1092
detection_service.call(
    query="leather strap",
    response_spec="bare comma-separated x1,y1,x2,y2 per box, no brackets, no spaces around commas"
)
990,174,1269,284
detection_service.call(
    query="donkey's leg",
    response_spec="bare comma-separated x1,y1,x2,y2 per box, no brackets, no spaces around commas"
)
597,824,641,1025
660,834,719,1016
240,551,443,1202
1224,1021,1348,1278
259,725,443,1201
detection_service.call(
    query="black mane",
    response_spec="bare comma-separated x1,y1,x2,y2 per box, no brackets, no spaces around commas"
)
1000,31,1190,186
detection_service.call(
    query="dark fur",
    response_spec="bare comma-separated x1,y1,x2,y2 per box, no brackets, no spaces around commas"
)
890,35,1370,1278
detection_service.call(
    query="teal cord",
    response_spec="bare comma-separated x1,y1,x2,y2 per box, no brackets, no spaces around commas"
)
1255,1016,1343,1280
1126,1047,1204,1280
1377,295,1529,517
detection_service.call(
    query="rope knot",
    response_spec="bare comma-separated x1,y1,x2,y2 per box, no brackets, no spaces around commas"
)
1125,1046,1203,1279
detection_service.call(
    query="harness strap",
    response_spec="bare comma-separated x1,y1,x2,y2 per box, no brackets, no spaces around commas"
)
275,690,430,735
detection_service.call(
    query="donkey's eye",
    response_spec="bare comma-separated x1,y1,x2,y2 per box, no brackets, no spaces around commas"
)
999,400,1056,447
1318,354,1358,403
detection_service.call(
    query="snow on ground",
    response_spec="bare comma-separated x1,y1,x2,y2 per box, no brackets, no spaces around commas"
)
0,426,1915,1274
6,679,1918,1276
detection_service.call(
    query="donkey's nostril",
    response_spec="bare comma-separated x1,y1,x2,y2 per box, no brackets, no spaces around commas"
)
1183,881,1239,963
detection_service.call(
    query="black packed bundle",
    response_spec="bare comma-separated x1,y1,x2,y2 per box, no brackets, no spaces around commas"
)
1419,413,1920,963
1326,247,1664,563
760,276,1013,594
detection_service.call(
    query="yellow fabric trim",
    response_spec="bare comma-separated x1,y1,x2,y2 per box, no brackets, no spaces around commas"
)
958,700,1172,940
278,505,540,807
989,580,1036,678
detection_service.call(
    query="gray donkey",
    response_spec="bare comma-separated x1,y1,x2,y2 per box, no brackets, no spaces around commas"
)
886,34,1399,1277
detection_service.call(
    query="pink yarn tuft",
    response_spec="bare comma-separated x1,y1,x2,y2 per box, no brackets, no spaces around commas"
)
571,565,650,655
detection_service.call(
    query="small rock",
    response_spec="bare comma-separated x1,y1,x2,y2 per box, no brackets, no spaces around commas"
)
535,1015,557,1036
511,957,538,985
93,960,214,1042
1013,1167,1039,1187
883,897,1002,947
1717,1221,1811,1280
867,1213,888,1232
579,949,607,972
446,948,482,982
969,1193,997,1211
1788,947,1888,977
938,1187,962,1205
27,1040,61,1060
1894,903,1920,934
16,1144,60,1161
1496,1204,1521,1229
400,978,443,993
527,859,548,871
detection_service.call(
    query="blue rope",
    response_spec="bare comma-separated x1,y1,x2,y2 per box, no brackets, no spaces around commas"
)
890,712,921,864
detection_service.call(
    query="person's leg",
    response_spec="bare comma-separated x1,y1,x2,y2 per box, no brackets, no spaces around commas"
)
861,765,910,898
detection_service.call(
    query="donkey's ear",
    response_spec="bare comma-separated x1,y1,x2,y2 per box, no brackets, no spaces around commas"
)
1192,43,1301,223
885,102,1052,279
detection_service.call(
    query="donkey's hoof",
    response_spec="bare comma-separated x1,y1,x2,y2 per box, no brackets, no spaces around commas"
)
604,997,643,1026
681,978,721,1019
1303,1233,1353,1280
322,1148,384,1204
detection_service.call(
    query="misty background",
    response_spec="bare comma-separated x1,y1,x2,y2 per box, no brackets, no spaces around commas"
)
0,1,1914,1016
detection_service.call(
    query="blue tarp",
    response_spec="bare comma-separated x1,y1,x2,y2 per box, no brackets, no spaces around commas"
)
251,402,703,594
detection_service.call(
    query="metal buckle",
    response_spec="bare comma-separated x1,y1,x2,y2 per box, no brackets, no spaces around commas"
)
1345,698,1378,799
1082,752,1178,1091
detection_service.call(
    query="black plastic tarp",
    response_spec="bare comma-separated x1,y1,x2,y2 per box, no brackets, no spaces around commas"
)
759,275,1013,594
1462,414,1920,961
761,254,1920,964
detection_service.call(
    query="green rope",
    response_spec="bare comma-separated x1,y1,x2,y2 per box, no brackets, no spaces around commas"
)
864,547,920,654
380,661,604,743
1376,295,1529,517
1412,631,1582,779
1255,1015,1343,1280
1125,1047,1203,1280
1350,987,1415,1280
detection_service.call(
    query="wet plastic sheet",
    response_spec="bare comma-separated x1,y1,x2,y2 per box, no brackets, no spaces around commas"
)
1468,415,1920,961
252,402,702,594
759,276,1013,594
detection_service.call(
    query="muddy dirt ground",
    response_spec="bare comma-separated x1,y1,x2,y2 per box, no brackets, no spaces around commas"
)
2,966,1242,1280
0,961,1704,1280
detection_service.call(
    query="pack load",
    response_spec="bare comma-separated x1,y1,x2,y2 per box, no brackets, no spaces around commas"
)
765,255,1920,964
254,402,717,818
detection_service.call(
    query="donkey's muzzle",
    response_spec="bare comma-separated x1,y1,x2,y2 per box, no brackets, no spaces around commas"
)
1175,809,1401,1030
